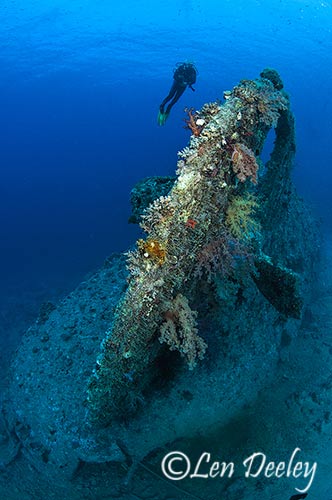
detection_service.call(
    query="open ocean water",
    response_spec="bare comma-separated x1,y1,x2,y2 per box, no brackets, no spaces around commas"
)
0,1,331,499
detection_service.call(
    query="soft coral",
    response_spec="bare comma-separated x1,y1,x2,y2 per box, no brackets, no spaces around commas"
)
183,107,204,136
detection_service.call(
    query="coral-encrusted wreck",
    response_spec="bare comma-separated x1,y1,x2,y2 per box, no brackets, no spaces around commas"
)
86,69,314,424
0,70,320,500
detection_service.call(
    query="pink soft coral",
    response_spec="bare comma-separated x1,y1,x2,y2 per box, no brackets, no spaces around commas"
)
231,143,258,184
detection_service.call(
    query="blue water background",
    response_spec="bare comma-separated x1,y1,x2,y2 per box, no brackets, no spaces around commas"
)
0,0,331,292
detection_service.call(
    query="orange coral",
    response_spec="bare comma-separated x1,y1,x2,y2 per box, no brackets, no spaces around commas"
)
185,218,197,229
183,108,204,137
137,238,167,265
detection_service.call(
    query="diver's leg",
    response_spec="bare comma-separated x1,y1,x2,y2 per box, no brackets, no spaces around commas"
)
160,82,177,113
165,86,186,114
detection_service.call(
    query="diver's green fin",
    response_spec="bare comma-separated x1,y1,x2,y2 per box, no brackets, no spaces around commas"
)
157,111,169,126
252,255,303,319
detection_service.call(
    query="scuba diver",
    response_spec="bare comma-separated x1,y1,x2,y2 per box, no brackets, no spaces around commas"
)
158,62,197,125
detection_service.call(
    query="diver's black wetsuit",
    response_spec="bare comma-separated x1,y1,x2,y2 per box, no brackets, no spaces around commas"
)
158,62,197,124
